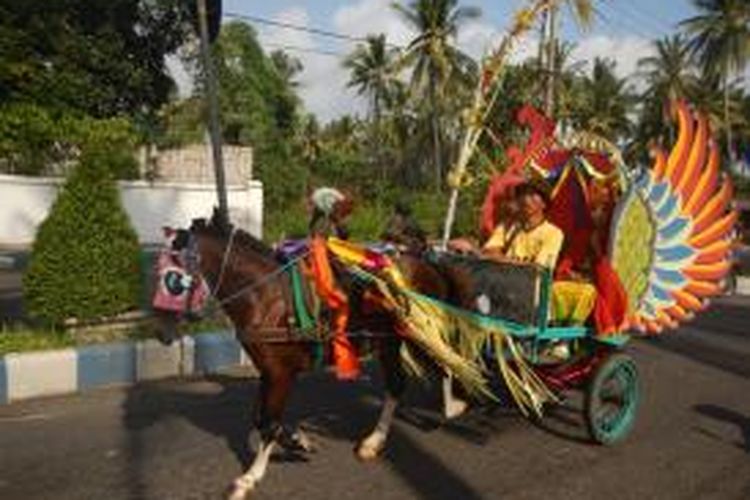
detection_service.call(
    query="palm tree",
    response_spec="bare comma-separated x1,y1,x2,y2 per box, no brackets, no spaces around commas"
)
549,40,587,126
539,0,594,116
344,34,398,179
638,35,698,105
393,0,481,189
344,34,398,128
690,71,746,136
637,35,698,142
681,0,750,160
575,58,634,141
270,50,303,88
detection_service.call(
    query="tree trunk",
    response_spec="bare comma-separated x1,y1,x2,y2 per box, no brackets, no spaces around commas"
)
544,6,557,117
724,68,734,162
537,10,548,75
429,73,442,191
373,97,384,182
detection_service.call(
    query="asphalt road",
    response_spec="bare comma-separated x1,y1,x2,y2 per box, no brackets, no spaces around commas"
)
1,297,749,500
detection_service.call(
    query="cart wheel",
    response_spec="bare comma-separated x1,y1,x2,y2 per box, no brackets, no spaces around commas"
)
584,353,640,445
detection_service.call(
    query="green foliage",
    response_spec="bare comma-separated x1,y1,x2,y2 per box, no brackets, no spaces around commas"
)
0,0,194,118
156,97,206,148
0,326,74,356
23,151,142,326
574,58,635,141
211,22,300,144
0,103,138,177
255,139,309,213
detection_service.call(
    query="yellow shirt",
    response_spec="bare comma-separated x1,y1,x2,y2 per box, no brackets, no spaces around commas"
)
484,220,564,269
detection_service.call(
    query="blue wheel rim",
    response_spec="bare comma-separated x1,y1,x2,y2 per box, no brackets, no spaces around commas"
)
591,357,639,443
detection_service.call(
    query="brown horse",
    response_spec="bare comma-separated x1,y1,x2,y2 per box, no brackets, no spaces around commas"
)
153,212,453,499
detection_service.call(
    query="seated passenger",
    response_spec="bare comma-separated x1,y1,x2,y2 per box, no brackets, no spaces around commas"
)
482,182,564,270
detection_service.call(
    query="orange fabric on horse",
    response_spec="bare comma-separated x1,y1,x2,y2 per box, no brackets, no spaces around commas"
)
308,235,360,380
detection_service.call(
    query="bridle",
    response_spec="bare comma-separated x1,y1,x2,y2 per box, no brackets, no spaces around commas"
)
211,227,237,297
184,227,308,307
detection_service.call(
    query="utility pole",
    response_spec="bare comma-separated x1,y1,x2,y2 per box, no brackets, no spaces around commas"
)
197,0,229,225
538,10,548,84
543,5,557,117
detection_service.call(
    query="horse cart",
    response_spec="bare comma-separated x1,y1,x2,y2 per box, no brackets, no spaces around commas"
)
424,254,639,445
149,1,735,494
151,102,735,500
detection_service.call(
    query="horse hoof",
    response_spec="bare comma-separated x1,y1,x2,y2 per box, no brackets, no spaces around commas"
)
226,479,254,500
298,436,316,454
280,430,317,454
355,442,383,462
291,430,316,453
443,397,468,420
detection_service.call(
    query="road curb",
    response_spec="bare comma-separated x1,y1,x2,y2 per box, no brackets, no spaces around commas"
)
0,330,254,405
0,358,7,405
736,276,750,295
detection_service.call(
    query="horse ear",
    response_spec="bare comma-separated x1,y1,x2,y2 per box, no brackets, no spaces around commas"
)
191,218,207,231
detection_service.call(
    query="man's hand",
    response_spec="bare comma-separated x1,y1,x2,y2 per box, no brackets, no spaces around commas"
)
481,248,515,263
448,238,477,254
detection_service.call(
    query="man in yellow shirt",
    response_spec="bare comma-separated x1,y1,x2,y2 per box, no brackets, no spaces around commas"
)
483,183,563,269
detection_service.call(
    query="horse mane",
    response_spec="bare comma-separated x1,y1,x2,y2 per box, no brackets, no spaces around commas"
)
192,212,278,261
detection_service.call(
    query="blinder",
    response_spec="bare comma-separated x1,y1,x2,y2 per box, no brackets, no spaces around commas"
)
152,227,208,317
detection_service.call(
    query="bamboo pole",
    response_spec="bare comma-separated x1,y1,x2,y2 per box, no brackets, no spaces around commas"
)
440,0,560,248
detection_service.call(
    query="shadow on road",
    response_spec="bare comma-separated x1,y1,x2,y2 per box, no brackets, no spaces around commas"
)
122,374,256,499
119,367,545,500
694,404,750,454
643,332,750,380
528,397,593,445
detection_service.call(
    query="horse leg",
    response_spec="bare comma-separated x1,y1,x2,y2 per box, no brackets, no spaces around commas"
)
229,369,295,500
442,374,469,419
356,339,405,461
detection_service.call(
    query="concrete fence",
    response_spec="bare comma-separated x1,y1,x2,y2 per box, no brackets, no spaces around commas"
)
0,173,263,247
0,331,254,404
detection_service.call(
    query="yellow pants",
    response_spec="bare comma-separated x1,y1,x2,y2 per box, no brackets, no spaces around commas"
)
552,281,597,325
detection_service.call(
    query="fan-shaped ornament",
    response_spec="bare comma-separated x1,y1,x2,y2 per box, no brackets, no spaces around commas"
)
609,102,737,334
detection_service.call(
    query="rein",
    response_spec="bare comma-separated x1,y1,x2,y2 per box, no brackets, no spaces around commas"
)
214,251,310,307
195,226,310,307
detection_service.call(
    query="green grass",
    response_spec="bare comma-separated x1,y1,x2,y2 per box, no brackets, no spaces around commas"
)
0,315,230,356
0,326,75,355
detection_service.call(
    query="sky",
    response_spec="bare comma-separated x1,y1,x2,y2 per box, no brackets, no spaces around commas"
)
176,0,725,123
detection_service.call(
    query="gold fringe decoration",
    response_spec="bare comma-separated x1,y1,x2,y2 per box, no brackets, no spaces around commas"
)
329,239,556,416
373,272,557,416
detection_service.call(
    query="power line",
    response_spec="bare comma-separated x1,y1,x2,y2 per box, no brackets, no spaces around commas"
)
593,2,655,40
223,11,405,49
608,0,675,34
263,41,345,58
601,0,673,37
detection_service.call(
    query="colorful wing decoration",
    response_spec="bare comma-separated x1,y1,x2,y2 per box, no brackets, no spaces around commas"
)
610,102,738,334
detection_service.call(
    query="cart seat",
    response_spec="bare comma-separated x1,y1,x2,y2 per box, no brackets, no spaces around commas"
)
434,253,544,327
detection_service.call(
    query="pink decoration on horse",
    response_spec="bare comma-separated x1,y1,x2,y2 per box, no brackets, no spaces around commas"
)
152,228,208,314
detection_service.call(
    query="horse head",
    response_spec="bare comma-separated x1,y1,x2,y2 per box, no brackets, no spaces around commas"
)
380,201,428,256
150,213,281,345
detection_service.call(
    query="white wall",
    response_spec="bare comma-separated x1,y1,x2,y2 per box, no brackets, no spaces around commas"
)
0,174,263,247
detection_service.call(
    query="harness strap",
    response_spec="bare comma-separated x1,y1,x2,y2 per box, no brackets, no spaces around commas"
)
212,228,237,296
215,253,306,306
290,263,317,331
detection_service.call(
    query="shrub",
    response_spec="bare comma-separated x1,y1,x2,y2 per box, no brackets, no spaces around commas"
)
0,103,139,178
23,149,141,326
